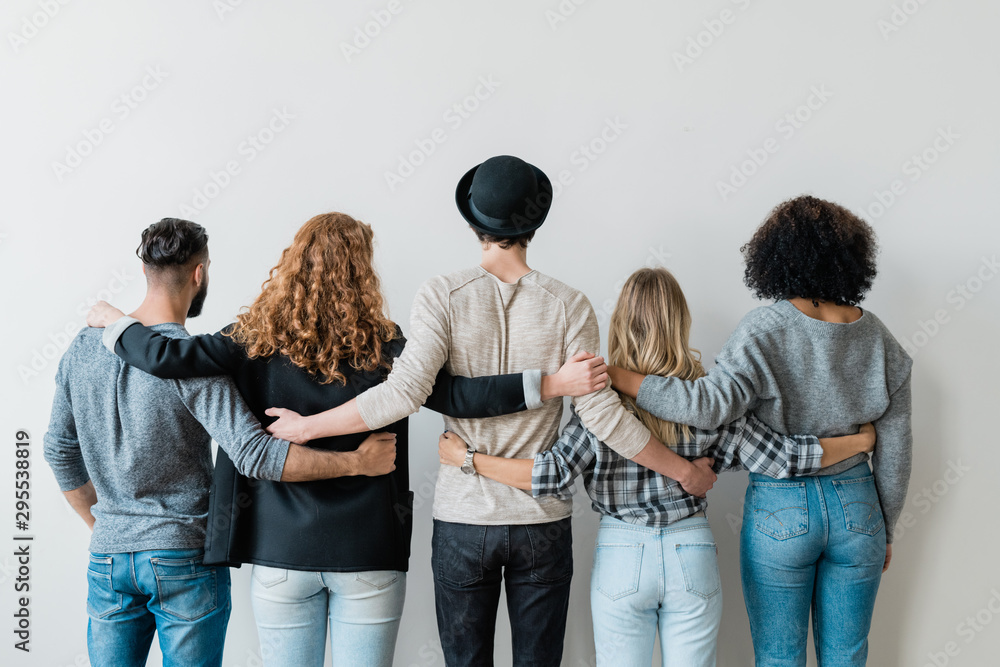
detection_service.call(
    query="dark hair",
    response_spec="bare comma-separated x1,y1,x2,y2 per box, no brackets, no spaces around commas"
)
137,218,209,268
470,227,535,250
741,195,878,307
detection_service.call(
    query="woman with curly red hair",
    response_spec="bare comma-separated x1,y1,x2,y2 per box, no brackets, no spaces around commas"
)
88,212,597,666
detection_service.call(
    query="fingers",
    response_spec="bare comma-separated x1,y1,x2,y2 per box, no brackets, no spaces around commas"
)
264,407,286,418
567,351,596,363
585,356,606,369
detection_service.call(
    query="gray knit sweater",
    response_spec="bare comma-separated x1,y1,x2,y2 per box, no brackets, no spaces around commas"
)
43,324,290,553
635,300,912,543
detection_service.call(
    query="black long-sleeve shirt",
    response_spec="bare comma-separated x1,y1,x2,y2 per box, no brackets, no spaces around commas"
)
109,321,529,571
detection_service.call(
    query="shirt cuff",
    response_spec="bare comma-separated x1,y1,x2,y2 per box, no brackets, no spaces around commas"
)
354,391,380,431
795,436,825,476
634,374,658,413
523,369,544,410
531,452,567,499
102,316,141,353
258,438,292,481
55,469,91,493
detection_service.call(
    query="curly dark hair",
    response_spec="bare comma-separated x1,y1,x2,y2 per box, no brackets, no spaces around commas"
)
741,195,878,307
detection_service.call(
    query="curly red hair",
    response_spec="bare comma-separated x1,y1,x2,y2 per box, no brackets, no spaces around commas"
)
226,212,398,384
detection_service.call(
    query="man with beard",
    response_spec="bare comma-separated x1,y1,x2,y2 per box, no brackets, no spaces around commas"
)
43,218,397,667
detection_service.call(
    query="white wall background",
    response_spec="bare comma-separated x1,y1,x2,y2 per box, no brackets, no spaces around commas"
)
1,1,998,665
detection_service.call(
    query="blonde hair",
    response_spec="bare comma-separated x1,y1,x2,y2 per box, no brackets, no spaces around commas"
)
608,267,706,446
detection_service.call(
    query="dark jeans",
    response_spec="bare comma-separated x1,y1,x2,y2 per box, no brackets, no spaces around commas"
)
431,517,573,667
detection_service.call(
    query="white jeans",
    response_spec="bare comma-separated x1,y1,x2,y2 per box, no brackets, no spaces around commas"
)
249,565,406,667
590,514,723,667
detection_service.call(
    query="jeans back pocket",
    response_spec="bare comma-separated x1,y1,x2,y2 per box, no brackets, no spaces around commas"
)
151,556,219,622
432,522,487,588
251,565,288,589
750,481,809,540
675,543,721,600
86,555,123,619
832,475,884,536
525,519,574,585
593,543,643,600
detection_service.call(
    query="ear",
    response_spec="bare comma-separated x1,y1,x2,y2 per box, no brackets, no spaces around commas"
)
192,263,204,287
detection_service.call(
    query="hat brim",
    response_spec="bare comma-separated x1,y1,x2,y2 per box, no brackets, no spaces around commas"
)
455,162,553,238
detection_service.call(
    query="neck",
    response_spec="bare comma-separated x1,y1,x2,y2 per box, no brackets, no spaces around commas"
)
130,289,191,327
788,297,863,324
480,244,531,283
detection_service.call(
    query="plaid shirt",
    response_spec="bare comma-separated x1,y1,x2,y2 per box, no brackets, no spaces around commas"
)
531,407,825,527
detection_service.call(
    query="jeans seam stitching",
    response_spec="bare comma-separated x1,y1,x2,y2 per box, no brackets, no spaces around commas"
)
129,553,140,593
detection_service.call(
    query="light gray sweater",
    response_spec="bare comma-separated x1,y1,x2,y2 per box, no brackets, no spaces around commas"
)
43,324,290,553
636,300,912,543
356,267,652,525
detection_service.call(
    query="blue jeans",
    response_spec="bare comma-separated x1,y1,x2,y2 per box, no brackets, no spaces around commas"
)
741,462,886,666
249,565,406,667
86,548,231,667
590,514,723,667
431,517,573,666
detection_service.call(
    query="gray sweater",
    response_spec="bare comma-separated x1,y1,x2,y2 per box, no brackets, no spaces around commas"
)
43,324,290,553
636,300,912,543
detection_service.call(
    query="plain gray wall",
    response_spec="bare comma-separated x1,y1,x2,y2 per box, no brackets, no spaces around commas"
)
2,1,998,665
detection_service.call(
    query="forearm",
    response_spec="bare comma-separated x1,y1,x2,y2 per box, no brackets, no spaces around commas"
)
279,445,360,482
303,399,371,439
63,481,97,529
472,454,533,491
871,378,913,544
425,369,528,419
629,435,697,483
636,371,752,430
818,433,870,468
607,366,645,399
173,377,289,480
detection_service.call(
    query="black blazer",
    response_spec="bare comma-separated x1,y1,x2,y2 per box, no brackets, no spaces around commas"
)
114,322,529,572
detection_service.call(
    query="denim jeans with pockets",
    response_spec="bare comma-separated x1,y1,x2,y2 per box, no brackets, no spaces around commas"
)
86,548,231,667
431,517,573,666
741,462,886,666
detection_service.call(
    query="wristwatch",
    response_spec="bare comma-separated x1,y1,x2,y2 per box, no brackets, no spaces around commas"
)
461,447,477,476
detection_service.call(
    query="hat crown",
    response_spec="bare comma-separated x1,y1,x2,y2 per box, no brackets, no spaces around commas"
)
455,154,553,238
469,156,539,218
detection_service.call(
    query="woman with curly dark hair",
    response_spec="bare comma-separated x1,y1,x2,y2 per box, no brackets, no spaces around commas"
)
86,212,599,666
609,195,912,666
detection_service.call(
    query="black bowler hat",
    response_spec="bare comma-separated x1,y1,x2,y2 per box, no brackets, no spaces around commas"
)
455,155,553,237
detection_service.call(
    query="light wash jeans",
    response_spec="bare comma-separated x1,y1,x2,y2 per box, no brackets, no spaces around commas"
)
741,462,886,666
590,514,723,667
249,565,406,667
86,548,231,667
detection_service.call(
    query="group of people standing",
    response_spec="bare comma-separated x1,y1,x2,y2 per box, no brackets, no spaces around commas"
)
44,154,911,667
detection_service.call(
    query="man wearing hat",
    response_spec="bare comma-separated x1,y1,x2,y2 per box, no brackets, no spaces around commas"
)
265,155,717,665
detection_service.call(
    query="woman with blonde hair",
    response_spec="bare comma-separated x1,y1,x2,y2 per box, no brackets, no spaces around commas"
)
88,212,599,666
439,266,876,667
